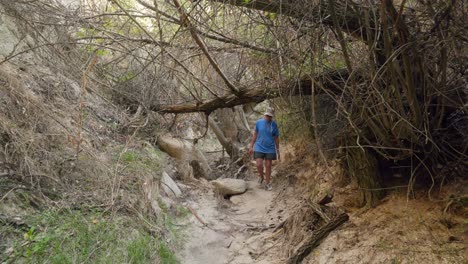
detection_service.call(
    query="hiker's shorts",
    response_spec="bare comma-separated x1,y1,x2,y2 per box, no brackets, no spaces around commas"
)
254,151,277,160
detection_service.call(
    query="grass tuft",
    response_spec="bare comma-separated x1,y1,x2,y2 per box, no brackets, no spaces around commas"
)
2,209,178,263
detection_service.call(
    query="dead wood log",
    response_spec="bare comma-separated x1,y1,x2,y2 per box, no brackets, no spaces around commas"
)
273,198,331,233
317,193,334,205
308,202,331,222
153,69,348,114
187,205,208,227
286,212,349,264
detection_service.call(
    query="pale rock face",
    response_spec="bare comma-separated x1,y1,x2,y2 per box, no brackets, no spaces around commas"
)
161,171,182,198
211,178,247,196
0,12,19,57
58,0,81,8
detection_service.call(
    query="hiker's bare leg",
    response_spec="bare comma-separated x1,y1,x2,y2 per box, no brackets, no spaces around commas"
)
265,160,272,184
256,158,264,180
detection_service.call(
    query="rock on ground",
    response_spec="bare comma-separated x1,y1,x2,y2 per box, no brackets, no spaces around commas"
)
161,171,182,198
211,178,247,195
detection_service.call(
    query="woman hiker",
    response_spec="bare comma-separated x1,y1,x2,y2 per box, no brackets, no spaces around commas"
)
248,107,280,191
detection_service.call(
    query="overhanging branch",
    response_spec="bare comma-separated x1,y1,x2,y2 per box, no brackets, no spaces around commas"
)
206,0,375,42
153,69,348,114
137,0,279,55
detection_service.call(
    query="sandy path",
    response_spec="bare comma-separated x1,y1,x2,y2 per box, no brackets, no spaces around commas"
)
178,179,281,264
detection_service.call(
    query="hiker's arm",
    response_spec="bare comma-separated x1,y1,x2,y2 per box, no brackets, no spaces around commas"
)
249,131,257,155
275,136,280,160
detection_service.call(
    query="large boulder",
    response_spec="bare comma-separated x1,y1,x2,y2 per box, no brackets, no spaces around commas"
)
161,172,182,198
211,178,247,196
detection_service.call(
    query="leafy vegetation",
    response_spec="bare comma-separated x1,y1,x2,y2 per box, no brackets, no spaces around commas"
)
0,0,466,262
2,209,178,264
115,146,164,174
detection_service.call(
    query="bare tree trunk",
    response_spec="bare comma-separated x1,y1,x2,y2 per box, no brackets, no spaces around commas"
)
346,147,383,207
218,108,239,144
208,116,242,161
238,107,250,131
207,105,253,165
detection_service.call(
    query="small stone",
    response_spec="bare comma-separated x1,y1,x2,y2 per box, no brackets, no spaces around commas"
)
230,195,244,205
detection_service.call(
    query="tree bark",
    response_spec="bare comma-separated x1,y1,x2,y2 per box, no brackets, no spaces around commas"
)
346,147,384,207
153,69,348,114
208,116,241,160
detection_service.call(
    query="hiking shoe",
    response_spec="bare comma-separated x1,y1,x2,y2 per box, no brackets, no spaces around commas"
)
265,183,272,191
257,177,264,185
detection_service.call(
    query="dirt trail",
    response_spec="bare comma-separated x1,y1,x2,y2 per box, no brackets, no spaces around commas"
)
178,177,286,264
176,164,467,264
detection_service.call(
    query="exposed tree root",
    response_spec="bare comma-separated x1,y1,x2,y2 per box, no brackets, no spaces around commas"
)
286,213,349,264
274,194,349,263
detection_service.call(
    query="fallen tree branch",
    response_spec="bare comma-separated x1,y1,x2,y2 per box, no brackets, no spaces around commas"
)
286,212,349,264
153,69,348,114
234,164,247,178
273,220,286,233
317,193,334,205
308,201,331,222
187,205,208,227
246,223,276,232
